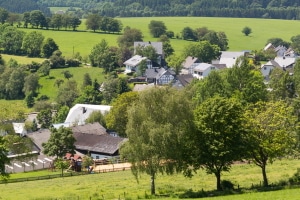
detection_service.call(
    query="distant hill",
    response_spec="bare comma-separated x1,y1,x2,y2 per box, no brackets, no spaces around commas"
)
2,0,298,19
0,0,50,15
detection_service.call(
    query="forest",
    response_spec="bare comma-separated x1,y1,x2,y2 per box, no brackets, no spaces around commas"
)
0,0,299,19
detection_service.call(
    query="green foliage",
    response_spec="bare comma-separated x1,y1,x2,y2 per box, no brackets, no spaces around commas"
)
244,101,298,187
22,31,45,57
183,40,220,63
117,26,143,48
193,96,246,190
56,80,79,107
37,109,52,128
242,26,252,36
0,136,9,180
42,38,59,58
42,126,76,158
105,91,139,137
52,105,69,124
148,20,167,38
121,87,195,195
85,111,106,128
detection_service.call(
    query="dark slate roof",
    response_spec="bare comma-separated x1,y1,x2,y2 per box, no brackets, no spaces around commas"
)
145,68,159,79
71,123,106,135
73,132,126,155
176,74,194,87
134,41,163,55
27,129,51,154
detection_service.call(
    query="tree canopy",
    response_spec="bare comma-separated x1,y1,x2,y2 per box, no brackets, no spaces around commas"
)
42,127,76,159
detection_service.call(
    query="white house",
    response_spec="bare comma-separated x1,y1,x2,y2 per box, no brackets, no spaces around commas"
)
145,68,175,85
260,60,281,80
64,104,111,126
215,51,248,68
274,56,297,69
123,55,148,73
192,63,218,79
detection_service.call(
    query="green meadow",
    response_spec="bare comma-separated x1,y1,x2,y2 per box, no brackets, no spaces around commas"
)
1,159,300,199
15,17,300,59
39,66,105,100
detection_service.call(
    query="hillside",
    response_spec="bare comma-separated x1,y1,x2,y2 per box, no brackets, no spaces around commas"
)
36,0,300,19
0,0,50,15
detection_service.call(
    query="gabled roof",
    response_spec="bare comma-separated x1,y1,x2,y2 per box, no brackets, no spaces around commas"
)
264,43,274,51
74,132,126,155
65,104,111,126
134,42,163,55
219,51,246,68
193,63,214,72
156,68,175,79
27,129,51,154
274,56,297,68
123,55,147,67
71,123,107,135
261,60,281,69
182,56,200,69
176,74,194,87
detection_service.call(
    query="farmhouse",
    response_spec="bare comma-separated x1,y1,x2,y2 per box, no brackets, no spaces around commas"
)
27,123,126,160
64,104,111,126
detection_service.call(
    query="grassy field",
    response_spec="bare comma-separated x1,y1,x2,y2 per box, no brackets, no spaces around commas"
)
39,66,105,100
15,17,300,59
1,159,300,199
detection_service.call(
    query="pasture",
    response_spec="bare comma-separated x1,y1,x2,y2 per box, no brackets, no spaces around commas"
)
1,159,300,199
39,66,105,100
16,17,300,58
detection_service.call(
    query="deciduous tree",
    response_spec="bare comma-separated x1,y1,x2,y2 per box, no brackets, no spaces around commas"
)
105,91,139,137
42,126,76,159
121,88,194,195
148,20,167,38
193,96,246,190
22,31,44,57
0,136,9,180
244,101,298,187
242,26,252,36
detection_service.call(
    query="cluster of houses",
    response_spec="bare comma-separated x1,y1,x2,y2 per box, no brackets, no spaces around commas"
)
5,41,299,172
124,41,299,92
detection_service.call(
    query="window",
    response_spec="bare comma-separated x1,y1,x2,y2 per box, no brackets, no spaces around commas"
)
264,67,267,70
96,156,99,159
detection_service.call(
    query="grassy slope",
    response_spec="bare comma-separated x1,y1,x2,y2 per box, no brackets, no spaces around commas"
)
39,67,105,100
1,159,300,199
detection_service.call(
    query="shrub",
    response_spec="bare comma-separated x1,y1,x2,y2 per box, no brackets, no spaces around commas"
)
221,180,234,190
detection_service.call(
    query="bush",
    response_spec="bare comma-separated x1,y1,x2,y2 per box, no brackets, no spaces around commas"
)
288,168,300,185
221,180,234,190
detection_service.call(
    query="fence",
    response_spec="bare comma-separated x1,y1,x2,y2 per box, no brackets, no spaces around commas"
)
0,165,131,184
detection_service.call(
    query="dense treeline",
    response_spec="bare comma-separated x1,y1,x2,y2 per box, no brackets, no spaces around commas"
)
36,0,300,19
0,0,50,16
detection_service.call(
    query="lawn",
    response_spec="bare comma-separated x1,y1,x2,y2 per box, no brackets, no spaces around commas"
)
15,17,300,58
1,159,300,199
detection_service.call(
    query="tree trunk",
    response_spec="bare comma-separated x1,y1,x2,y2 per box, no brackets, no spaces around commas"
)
150,174,155,195
261,163,268,187
215,172,222,191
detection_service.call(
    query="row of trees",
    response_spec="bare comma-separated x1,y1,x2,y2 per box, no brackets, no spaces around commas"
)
33,0,300,19
101,58,300,194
